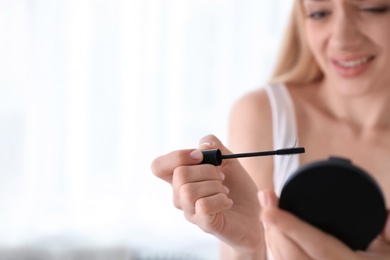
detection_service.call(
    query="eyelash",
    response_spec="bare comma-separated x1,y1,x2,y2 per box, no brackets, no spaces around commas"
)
307,6,389,20
361,6,389,13
307,11,331,20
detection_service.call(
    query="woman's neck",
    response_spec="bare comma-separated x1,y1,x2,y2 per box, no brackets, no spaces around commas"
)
318,79,390,133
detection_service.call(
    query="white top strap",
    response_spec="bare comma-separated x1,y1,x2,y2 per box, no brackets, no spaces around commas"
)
263,83,300,196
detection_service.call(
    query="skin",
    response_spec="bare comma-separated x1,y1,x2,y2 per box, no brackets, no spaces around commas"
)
151,0,390,258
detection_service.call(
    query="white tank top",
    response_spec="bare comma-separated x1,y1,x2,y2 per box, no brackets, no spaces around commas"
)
263,83,301,195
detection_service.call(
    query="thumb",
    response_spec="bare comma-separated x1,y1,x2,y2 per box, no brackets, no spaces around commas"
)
198,134,232,155
198,134,235,166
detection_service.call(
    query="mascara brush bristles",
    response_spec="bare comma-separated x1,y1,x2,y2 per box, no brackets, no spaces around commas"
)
274,147,305,155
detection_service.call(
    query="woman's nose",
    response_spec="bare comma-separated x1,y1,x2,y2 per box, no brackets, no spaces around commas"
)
329,11,365,51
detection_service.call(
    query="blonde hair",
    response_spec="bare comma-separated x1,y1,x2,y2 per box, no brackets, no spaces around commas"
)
270,1,323,85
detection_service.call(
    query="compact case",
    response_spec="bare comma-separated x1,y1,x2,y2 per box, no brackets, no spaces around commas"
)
279,157,388,250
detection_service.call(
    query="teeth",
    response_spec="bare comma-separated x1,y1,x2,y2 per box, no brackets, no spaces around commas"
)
337,57,370,68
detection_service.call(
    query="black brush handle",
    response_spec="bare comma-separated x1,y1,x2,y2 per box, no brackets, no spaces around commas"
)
201,149,222,166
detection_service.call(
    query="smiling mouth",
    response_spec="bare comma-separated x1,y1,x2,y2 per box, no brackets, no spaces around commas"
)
334,56,374,68
330,56,375,77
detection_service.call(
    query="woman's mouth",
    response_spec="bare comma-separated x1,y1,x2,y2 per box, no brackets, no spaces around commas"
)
331,56,374,77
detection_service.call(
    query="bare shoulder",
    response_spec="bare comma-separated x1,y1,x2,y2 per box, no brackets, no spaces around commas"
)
228,88,272,149
230,88,271,118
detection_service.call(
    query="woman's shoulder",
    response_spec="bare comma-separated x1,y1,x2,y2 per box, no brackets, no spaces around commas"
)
230,86,272,116
227,85,276,190
230,83,293,118
228,86,273,150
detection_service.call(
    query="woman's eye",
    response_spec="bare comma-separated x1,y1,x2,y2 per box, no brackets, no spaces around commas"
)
362,6,389,13
308,11,330,20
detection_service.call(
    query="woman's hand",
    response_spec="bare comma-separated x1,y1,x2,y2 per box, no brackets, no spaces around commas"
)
259,190,390,260
151,135,264,256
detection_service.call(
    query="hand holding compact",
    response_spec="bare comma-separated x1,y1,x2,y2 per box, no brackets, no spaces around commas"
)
259,157,389,259
279,157,387,251
260,189,390,260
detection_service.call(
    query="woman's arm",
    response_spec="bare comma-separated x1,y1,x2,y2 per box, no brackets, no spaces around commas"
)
221,88,275,259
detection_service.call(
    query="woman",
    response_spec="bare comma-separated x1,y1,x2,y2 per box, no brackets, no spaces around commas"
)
151,0,390,258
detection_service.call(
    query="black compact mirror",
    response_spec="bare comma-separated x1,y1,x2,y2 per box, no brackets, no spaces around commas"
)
279,157,388,250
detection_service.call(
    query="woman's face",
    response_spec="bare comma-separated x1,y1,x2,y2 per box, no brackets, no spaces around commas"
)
302,0,390,96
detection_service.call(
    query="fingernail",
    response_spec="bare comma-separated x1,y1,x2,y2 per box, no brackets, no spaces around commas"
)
190,149,203,160
199,142,212,149
258,191,270,208
262,220,269,231
224,186,229,194
262,212,275,231
219,171,225,180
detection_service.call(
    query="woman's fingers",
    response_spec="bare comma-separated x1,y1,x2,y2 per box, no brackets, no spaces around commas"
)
260,191,356,260
172,164,225,209
180,180,229,215
151,149,204,183
194,193,233,233
265,226,311,260
169,161,233,234
151,135,226,184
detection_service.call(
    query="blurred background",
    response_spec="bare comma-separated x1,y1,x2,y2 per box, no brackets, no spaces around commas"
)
0,0,292,259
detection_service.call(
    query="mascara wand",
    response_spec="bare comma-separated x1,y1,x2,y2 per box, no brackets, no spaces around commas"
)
201,147,305,166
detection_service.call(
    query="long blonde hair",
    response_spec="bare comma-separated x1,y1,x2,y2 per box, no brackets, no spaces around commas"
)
270,1,323,85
